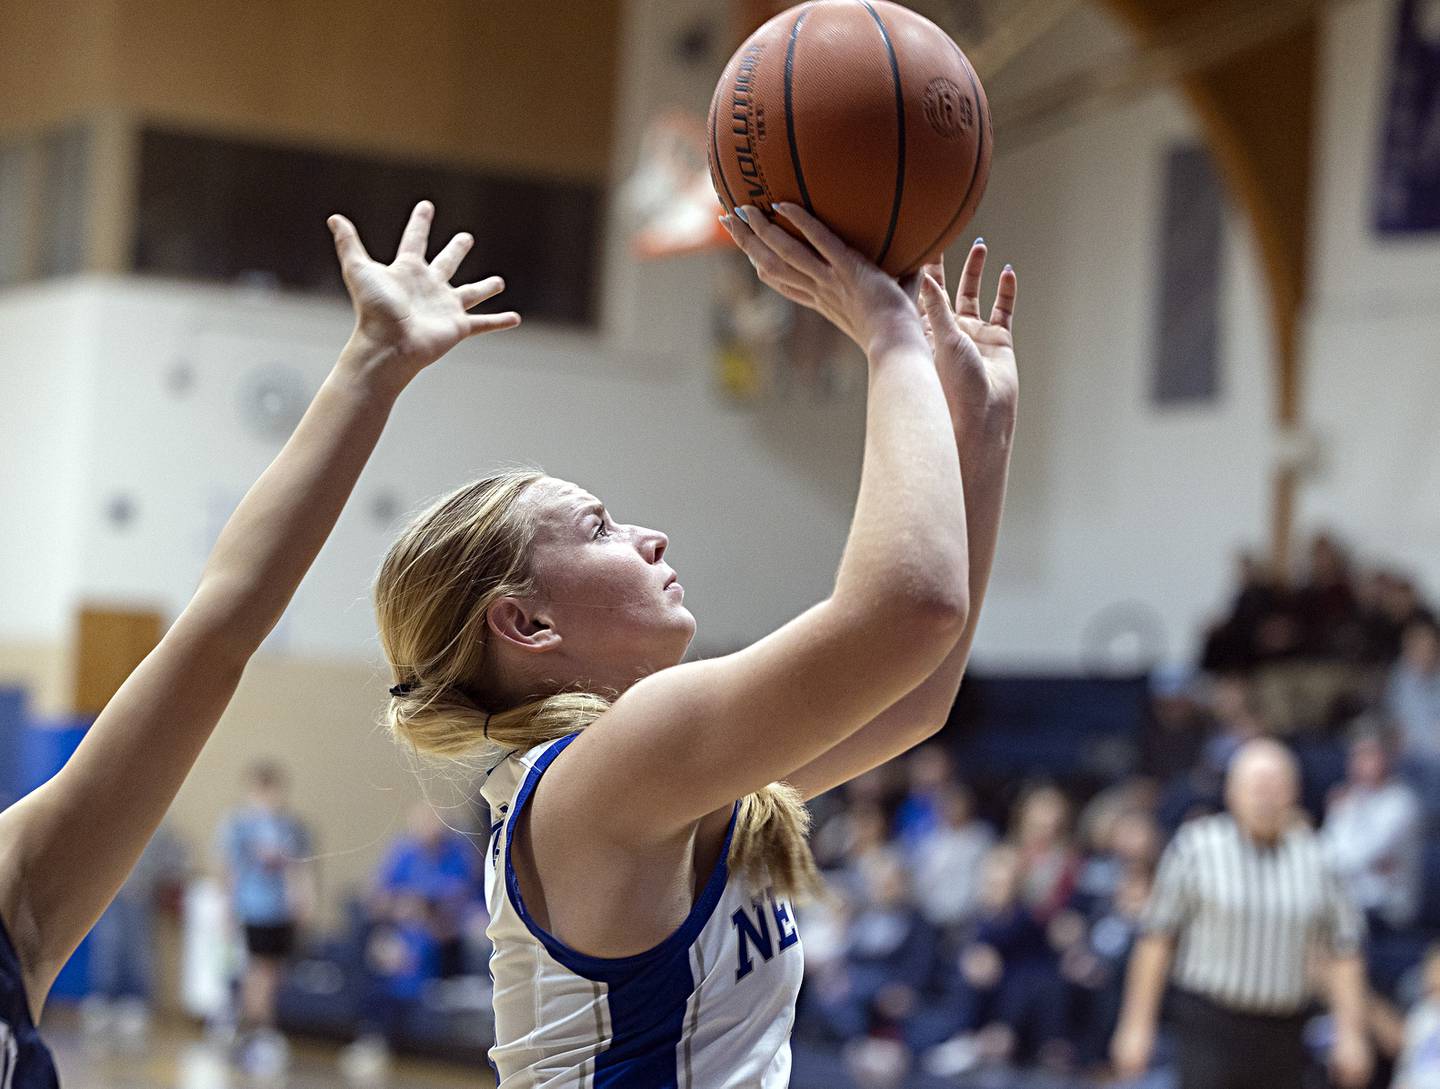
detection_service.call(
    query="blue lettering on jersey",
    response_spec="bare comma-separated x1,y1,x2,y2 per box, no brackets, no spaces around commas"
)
489,822,503,866
731,889,799,981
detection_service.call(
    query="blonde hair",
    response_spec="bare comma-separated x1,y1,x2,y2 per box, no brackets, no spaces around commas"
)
375,469,820,900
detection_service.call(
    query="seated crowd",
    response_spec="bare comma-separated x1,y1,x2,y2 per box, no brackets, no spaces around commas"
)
254,531,1440,1088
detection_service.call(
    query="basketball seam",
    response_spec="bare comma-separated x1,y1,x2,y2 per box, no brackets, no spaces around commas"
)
898,41,987,276
859,0,906,270
784,7,816,215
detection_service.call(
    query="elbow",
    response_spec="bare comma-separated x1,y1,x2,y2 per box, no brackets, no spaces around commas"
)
898,578,969,645
920,585,970,635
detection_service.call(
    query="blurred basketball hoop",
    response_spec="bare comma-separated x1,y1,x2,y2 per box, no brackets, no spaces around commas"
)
620,111,728,259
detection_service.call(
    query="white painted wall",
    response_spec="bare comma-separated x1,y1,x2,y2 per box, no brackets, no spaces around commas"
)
1301,0,1440,584
0,282,93,641
953,6,1274,666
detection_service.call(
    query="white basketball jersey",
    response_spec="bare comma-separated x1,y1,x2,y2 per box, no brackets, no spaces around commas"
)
480,734,804,1088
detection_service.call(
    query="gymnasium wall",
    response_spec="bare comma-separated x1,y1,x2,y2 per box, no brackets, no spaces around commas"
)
1300,0,1440,587
945,5,1274,667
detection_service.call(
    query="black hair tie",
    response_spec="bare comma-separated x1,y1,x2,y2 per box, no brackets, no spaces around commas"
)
389,681,416,698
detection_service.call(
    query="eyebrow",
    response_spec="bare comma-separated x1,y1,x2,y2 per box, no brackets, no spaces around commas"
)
575,502,606,523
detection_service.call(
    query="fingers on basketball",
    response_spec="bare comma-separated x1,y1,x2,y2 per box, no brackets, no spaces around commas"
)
738,206,828,284
772,203,853,269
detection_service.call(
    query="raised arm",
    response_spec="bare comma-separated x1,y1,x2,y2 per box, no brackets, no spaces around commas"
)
0,202,519,1013
547,203,970,838
787,241,1018,799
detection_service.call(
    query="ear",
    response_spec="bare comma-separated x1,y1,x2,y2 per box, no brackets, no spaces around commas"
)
486,597,563,655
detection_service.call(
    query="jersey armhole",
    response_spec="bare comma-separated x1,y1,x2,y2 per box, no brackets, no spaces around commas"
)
502,734,739,983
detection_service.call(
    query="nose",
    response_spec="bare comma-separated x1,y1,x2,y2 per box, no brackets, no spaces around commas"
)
638,526,667,564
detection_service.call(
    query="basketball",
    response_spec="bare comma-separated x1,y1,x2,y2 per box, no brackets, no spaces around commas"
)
707,0,992,279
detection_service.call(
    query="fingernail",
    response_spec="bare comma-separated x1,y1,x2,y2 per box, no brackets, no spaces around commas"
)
974,237,985,245
734,206,751,225
1004,263,1014,272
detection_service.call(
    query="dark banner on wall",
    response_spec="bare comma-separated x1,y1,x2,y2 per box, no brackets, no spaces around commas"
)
1376,0,1440,233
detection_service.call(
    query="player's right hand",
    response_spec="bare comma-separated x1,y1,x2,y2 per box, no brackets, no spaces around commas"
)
721,202,923,355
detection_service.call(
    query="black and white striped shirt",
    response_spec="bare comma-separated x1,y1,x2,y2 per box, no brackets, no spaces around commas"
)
1142,814,1364,1015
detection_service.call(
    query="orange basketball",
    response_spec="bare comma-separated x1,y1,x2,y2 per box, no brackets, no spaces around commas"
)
707,0,992,279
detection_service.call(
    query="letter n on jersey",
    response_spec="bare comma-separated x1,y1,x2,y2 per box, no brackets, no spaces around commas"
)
731,890,799,981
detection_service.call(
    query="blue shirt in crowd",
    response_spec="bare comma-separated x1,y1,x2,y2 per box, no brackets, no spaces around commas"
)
378,833,478,907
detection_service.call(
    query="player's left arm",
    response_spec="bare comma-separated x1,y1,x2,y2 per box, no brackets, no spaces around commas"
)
787,241,1016,801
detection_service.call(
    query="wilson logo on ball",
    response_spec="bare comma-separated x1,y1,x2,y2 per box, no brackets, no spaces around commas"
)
923,78,970,139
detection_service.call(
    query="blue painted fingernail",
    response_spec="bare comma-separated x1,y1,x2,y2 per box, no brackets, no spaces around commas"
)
1004,263,1014,272
734,206,751,225
974,237,985,245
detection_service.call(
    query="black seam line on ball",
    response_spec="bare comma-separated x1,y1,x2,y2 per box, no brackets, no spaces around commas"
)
784,6,816,216
710,82,740,213
860,0,906,269
902,40,986,276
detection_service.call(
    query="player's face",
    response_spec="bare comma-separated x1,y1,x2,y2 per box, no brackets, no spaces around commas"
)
524,477,696,688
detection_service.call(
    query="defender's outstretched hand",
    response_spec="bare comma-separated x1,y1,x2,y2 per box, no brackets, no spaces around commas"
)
917,240,1018,435
330,200,520,386
0,203,519,1022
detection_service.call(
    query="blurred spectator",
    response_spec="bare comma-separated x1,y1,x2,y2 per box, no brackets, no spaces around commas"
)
1387,618,1440,761
1294,532,1363,659
1076,805,1161,911
809,852,941,1047
372,802,480,977
1392,944,1440,1089
817,800,894,902
1202,551,1291,673
922,844,1072,1075
1112,739,1370,1089
1202,676,1269,778
1146,672,1212,785
1323,719,1423,932
812,772,892,872
1011,783,1079,922
1063,863,1155,1069
911,782,994,936
84,824,189,1050
217,760,314,1074
894,744,953,851
1359,572,1432,665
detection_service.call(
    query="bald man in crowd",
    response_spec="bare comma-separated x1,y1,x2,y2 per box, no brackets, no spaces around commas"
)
1111,739,1371,1089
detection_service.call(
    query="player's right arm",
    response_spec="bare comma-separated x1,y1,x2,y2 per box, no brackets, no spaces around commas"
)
548,202,970,838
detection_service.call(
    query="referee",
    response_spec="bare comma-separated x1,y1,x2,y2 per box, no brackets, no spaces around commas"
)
1111,739,1372,1089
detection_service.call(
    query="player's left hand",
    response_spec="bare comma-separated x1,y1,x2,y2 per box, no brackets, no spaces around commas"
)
917,239,1017,438
329,200,521,387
